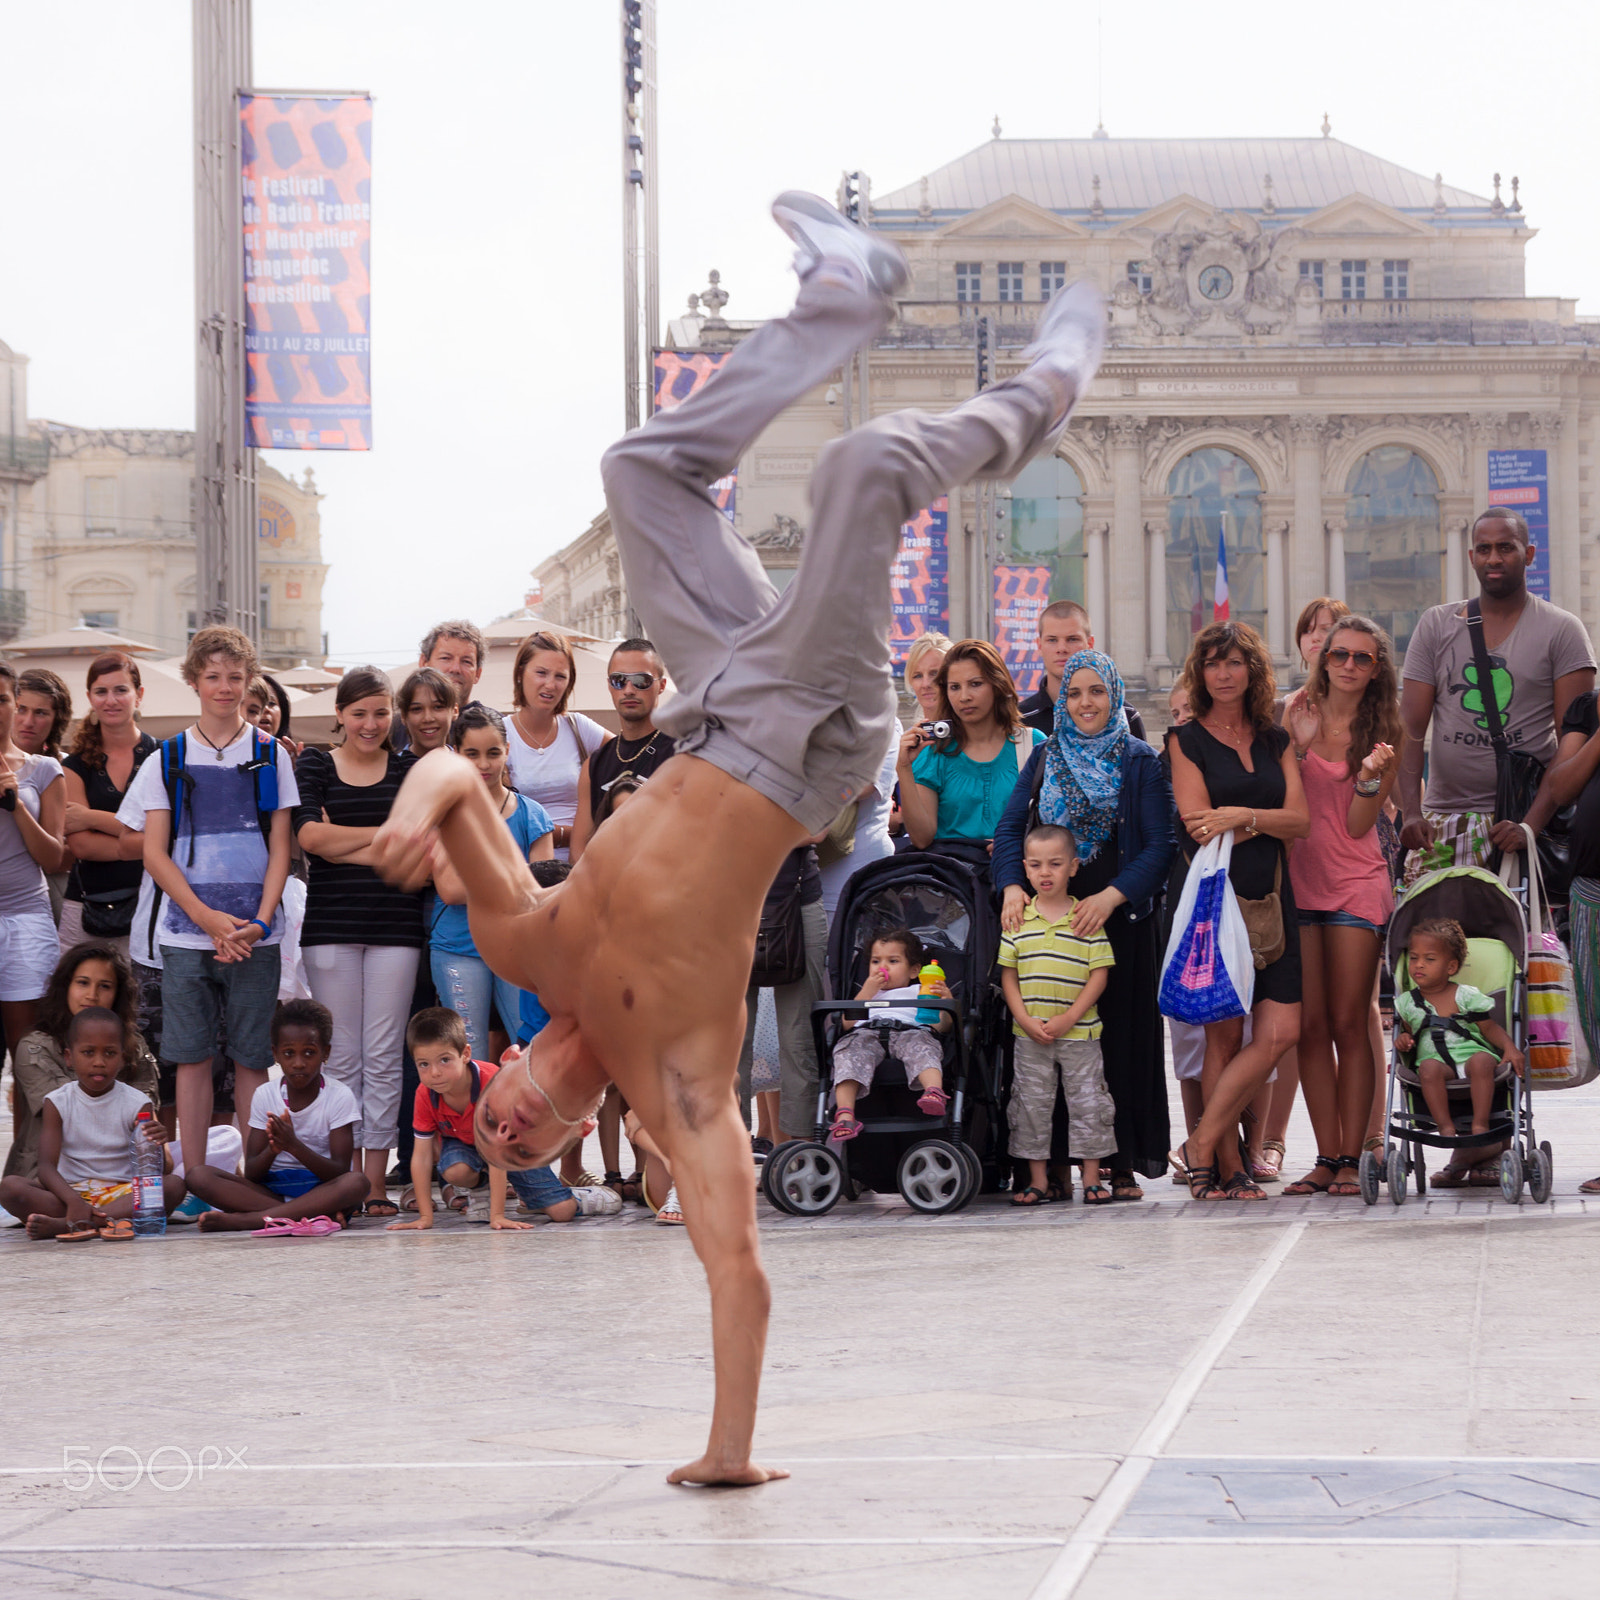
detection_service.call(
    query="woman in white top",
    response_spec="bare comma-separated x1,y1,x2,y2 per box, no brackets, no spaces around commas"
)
0,659,69,1053
503,630,610,860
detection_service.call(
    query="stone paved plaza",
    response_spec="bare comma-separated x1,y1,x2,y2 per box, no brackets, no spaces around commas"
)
4,1074,1600,1600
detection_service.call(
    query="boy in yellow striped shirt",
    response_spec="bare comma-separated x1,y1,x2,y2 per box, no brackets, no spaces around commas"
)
998,824,1117,1206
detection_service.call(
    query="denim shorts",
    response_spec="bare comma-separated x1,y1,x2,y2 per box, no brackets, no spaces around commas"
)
158,944,281,1071
436,1136,573,1212
1297,907,1386,936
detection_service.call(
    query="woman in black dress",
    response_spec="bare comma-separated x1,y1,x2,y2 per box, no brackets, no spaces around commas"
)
1168,622,1309,1200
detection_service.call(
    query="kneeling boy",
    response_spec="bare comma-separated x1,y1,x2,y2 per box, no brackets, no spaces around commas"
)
390,1007,620,1230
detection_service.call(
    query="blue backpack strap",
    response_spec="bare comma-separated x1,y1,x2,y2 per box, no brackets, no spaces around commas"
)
238,730,279,844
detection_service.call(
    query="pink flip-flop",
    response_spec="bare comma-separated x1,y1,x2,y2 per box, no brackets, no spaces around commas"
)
251,1215,341,1237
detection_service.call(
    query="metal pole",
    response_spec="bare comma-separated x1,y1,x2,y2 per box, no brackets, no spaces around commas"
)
193,0,258,640
620,2,640,431
641,0,659,411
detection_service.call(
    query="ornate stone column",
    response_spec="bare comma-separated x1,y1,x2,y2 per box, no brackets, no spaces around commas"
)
1086,520,1110,645
1109,416,1146,673
1264,519,1289,662
1289,415,1326,608
1468,412,1504,516
1324,517,1347,601
1142,519,1169,672
1444,517,1469,603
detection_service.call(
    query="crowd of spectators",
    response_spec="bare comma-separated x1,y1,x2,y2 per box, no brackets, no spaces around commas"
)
3,501,1599,1236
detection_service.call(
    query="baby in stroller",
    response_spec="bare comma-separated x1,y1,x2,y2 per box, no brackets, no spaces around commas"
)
1395,916,1525,1160
829,928,953,1139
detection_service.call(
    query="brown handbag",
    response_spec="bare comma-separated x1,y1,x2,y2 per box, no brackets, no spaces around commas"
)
1236,850,1285,971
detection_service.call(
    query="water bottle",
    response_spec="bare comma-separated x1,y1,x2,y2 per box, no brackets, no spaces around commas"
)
915,959,946,1028
131,1109,166,1237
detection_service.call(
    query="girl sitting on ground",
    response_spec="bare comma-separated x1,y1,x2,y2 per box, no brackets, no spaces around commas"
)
0,1006,180,1239
3,941,158,1182
188,998,370,1233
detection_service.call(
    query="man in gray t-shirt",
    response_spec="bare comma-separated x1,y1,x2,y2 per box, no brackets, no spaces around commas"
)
1398,508,1595,883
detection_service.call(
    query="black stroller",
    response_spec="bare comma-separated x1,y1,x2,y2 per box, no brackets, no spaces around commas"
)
759,852,1006,1216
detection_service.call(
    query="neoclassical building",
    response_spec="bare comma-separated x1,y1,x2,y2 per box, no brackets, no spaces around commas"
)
531,130,1599,708
20,421,328,668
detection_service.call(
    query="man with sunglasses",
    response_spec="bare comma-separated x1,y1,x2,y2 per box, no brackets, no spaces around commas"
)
371,190,1105,1487
569,640,674,862
1399,507,1594,883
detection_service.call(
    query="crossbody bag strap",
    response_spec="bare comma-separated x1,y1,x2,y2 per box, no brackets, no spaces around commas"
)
1463,599,1509,753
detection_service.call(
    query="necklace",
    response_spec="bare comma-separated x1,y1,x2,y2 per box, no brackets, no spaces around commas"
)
1205,717,1250,749
514,709,558,749
193,720,246,760
522,1052,582,1127
616,730,659,760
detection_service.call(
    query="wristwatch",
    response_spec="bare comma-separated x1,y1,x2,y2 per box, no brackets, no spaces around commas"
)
1354,777,1382,797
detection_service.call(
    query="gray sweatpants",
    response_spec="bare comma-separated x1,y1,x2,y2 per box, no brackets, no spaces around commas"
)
599,270,1065,833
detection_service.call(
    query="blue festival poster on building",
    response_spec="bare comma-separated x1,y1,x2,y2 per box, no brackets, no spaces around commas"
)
889,498,949,668
1487,450,1549,600
993,565,1052,693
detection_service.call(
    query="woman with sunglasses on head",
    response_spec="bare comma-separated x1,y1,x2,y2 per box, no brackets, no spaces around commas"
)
504,631,611,861
1279,617,1404,1196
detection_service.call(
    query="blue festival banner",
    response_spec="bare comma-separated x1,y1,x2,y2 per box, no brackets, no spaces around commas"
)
993,564,1052,693
1487,450,1550,600
242,95,373,450
889,498,949,668
652,351,735,518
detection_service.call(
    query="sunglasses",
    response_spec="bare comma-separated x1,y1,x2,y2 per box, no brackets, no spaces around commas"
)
608,672,656,691
1326,648,1376,669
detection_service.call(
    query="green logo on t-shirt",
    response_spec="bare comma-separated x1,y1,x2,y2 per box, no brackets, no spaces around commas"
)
1453,658,1514,732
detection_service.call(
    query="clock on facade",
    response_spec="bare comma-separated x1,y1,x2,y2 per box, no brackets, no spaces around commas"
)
1197,264,1234,301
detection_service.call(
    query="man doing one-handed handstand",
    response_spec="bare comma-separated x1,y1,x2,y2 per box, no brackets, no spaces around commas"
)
371,193,1106,1486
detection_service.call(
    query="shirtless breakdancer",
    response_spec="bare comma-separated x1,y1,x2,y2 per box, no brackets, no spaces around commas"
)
372,193,1106,1485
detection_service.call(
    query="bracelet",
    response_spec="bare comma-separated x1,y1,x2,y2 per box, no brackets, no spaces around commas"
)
248,918,271,938
1354,777,1382,797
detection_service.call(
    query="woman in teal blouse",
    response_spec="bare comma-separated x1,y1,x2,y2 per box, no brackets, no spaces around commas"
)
897,638,1044,848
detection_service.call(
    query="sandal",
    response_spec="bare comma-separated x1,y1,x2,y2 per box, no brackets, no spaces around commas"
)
1283,1155,1343,1196
1257,1139,1286,1181
98,1218,136,1241
1217,1170,1268,1202
56,1223,100,1243
440,1184,470,1214
656,1185,686,1225
1170,1141,1220,1200
1082,1182,1114,1206
1010,1185,1051,1207
830,1110,863,1141
620,1170,645,1204
1327,1157,1363,1198
400,1184,419,1213
1110,1172,1144,1202
916,1085,949,1116
362,1199,400,1218
602,1170,625,1195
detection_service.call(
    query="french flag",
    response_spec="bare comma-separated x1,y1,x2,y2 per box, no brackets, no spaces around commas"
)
1213,538,1230,623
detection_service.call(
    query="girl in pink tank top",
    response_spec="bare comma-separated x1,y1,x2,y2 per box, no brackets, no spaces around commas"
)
1280,617,1403,1199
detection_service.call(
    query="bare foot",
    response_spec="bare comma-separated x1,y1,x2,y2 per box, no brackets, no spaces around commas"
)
198,1211,261,1233
667,1456,791,1487
26,1213,76,1240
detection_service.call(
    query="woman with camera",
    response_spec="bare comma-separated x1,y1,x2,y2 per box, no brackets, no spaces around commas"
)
896,639,1043,853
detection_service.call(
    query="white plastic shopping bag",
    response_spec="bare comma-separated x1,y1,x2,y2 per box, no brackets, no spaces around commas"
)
1159,833,1255,1024
276,874,311,1002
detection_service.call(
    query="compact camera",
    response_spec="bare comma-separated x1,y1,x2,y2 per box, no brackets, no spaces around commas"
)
917,719,952,741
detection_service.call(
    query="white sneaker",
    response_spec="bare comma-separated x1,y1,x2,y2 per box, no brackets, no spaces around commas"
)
1022,279,1107,439
464,1189,490,1223
771,190,909,297
570,1184,623,1218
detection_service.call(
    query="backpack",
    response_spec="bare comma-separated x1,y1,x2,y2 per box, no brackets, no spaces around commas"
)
146,730,280,951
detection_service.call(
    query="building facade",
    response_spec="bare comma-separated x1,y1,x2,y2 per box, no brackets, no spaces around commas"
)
0,339,48,639
16,419,328,667
532,132,1599,708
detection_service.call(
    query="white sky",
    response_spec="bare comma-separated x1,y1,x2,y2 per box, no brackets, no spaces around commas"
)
2,0,1596,664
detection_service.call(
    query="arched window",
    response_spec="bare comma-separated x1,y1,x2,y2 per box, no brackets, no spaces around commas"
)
1344,447,1441,654
1165,447,1264,665
1006,454,1084,603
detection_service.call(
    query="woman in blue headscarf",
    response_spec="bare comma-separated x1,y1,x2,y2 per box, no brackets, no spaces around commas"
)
993,650,1177,1196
